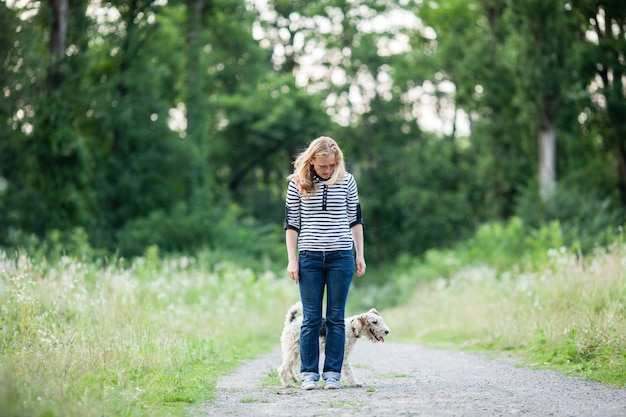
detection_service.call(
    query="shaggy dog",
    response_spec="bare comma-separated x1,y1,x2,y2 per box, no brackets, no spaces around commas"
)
277,301,390,387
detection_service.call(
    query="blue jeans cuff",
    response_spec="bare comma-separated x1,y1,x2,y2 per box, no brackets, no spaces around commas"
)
322,371,341,381
301,372,320,381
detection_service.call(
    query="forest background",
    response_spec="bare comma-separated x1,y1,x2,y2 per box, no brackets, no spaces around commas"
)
2,1,626,416
1,0,626,264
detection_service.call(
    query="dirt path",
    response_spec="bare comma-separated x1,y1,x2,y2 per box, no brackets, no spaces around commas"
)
195,342,626,417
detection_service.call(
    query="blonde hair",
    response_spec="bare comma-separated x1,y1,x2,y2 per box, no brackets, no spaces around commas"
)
288,136,346,197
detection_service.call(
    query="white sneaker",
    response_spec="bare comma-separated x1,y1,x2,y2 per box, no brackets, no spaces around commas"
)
324,378,340,389
301,377,317,390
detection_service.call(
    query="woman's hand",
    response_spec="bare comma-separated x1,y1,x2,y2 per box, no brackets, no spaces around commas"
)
287,259,299,283
355,255,366,277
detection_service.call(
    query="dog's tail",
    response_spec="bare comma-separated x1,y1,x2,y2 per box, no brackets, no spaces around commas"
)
284,301,303,326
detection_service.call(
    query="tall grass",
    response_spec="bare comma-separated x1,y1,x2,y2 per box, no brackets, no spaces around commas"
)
386,244,626,387
0,247,298,417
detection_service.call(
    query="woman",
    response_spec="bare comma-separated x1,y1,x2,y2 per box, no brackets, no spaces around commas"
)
284,136,366,390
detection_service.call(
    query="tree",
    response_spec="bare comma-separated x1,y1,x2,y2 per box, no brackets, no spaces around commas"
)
0,0,94,237
504,0,583,204
82,1,199,247
184,0,211,192
571,0,626,210
414,0,534,220
0,4,24,238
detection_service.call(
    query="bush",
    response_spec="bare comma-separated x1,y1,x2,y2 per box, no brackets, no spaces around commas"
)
115,201,284,266
515,182,624,253
4,226,98,263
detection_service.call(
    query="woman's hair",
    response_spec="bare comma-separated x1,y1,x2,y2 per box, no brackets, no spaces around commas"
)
288,136,346,197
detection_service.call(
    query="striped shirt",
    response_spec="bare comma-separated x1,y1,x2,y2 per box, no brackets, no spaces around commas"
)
284,172,363,251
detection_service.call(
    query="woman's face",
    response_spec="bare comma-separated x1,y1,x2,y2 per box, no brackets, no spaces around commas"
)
311,154,336,180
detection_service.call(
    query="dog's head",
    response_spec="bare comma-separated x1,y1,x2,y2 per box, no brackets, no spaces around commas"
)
356,308,390,343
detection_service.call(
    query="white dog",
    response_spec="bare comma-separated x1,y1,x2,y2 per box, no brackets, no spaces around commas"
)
277,301,390,387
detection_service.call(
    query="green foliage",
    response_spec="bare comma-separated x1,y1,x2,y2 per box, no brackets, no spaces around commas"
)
211,74,333,223
115,200,285,265
515,182,624,253
460,217,563,269
416,0,537,220
503,0,582,124
5,227,99,264
1,0,626,271
357,132,478,263
569,1,626,209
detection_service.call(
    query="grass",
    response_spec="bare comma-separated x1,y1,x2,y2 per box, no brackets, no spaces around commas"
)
384,245,626,388
2,220,625,417
327,399,364,408
0,248,298,417
240,397,269,403
375,373,413,379
260,370,281,388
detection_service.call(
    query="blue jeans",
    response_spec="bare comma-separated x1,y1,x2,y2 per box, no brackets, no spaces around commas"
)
298,250,355,381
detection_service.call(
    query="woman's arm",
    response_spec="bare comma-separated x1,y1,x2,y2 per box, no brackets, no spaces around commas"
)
351,223,366,277
286,228,299,283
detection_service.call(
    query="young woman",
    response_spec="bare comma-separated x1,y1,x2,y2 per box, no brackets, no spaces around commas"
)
284,136,366,390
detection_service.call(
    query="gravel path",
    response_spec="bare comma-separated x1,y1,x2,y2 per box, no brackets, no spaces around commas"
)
195,342,626,417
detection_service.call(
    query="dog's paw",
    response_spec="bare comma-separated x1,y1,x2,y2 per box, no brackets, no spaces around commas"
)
343,379,363,387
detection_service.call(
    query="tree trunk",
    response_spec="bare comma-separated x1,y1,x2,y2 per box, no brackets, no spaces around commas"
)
47,0,68,88
538,122,556,203
185,0,209,192
185,0,204,141
48,0,68,55
614,142,626,211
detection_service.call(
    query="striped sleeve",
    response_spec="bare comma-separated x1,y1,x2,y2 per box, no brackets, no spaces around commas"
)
284,179,301,232
347,174,363,227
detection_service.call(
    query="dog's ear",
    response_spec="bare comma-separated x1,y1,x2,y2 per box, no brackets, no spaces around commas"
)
358,314,368,325
368,308,381,316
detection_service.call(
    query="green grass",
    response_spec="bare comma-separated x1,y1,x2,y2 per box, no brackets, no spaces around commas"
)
327,399,364,408
260,370,281,388
240,397,269,403
0,248,298,417
385,245,626,388
2,218,625,417
375,373,413,379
